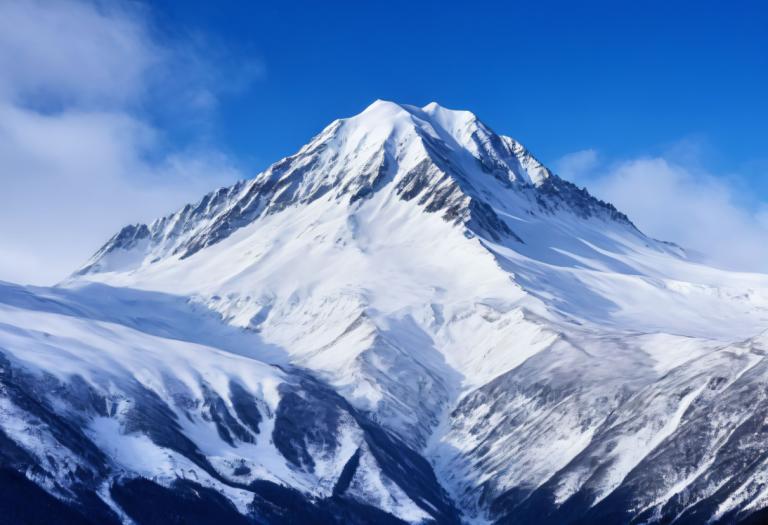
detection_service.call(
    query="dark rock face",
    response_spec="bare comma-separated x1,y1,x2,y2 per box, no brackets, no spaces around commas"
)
201,385,257,446
76,224,150,274
272,379,345,473
112,477,251,525
0,352,110,482
249,479,409,525
466,199,523,243
535,176,633,226
0,350,461,524
228,380,264,437
354,417,462,525
271,373,462,524
0,468,120,525
437,342,768,525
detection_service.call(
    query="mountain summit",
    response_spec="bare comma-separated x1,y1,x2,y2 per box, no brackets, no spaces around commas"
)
78,100,630,275
2,101,768,524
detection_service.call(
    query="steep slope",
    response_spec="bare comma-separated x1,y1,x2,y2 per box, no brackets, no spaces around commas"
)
0,281,460,524
76,100,632,274
4,100,768,524
432,329,768,523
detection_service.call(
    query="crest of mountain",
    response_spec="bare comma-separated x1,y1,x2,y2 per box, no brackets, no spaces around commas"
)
2,101,768,524
77,100,631,275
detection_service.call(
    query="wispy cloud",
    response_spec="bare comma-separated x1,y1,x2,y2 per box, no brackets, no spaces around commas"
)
556,146,768,273
553,149,599,182
0,0,260,285
0,0,158,107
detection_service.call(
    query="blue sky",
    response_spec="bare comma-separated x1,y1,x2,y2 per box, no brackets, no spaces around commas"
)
150,0,767,182
0,0,766,283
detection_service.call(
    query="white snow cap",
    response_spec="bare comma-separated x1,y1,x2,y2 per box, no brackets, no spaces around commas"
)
341,98,552,186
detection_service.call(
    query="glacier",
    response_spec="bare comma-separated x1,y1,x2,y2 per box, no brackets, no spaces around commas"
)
1,100,768,524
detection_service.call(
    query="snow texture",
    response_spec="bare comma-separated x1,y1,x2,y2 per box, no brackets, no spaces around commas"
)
1,100,768,524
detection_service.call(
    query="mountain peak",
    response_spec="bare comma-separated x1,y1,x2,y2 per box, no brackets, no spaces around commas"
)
76,100,634,275
352,99,481,149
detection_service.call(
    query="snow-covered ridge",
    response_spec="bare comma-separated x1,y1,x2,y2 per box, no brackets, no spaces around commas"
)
77,100,632,275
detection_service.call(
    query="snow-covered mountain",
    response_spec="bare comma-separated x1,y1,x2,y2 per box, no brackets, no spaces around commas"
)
2,100,768,524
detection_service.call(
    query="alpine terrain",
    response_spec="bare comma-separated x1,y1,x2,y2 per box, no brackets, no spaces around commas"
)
2,100,768,524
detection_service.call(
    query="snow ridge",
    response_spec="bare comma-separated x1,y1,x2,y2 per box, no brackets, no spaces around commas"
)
77,100,632,275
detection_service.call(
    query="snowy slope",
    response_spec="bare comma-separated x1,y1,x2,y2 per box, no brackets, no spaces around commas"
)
0,281,459,524
2,100,768,524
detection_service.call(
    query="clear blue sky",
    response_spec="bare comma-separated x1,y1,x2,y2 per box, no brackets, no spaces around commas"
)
151,0,767,191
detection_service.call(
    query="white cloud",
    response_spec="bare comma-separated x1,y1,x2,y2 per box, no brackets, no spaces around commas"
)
0,0,254,285
556,150,768,273
0,0,160,107
553,149,599,182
